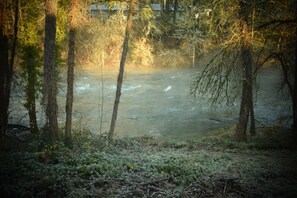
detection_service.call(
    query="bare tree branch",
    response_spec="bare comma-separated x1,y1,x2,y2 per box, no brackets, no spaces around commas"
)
256,19,297,30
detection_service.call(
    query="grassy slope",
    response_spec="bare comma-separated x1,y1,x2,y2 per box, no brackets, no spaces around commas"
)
1,132,297,198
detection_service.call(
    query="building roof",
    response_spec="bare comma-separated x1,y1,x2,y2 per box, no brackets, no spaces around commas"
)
90,3,174,11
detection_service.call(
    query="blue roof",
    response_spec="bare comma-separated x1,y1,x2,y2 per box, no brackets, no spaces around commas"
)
90,3,174,11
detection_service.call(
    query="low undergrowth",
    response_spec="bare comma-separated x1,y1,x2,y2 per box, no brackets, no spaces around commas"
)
1,131,297,197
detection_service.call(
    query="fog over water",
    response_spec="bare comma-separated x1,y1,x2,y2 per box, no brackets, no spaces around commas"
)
9,66,291,140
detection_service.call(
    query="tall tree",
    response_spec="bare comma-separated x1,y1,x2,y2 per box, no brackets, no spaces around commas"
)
65,0,78,146
292,29,297,142
0,0,9,141
294,36,297,141
0,0,19,141
109,0,135,141
18,0,44,135
191,0,296,141
253,0,296,139
235,0,255,141
42,0,59,144
293,1,297,140
191,0,258,141
20,46,41,134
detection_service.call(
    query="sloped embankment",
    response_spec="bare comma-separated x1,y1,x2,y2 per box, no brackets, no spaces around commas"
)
1,132,296,197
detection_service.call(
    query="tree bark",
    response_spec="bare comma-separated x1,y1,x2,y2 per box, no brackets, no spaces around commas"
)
108,0,135,141
293,2,297,141
65,0,78,146
0,0,9,140
26,46,39,134
10,0,19,72
0,12,8,140
236,46,250,141
236,1,254,141
42,0,59,144
0,0,19,141
249,94,256,136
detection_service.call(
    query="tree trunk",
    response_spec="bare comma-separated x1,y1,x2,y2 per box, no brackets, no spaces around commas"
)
0,0,9,140
165,0,170,14
160,0,164,15
26,46,39,134
42,0,59,144
109,0,135,141
249,95,256,136
10,0,19,73
293,1,297,141
0,0,19,141
65,0,78,146
173,0,178,22
0,0,8,141
235,1,254,141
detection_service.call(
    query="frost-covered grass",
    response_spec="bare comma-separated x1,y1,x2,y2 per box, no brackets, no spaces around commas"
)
1,132,297,197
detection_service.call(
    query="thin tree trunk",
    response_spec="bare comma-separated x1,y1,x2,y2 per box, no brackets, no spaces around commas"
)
279,54,294,99
173,0,178,22
28,93,39,134
0,0,8,140
293,20,297,141
4,0,19,131
108,0,135,141
65,0,78,146
250,91,256,136
236,1,254,141
160,0,164,15
193,46,195,68
293,2,297,141
10,0,19,71
26,47,39,134
43,0,59,144
99,52,105,135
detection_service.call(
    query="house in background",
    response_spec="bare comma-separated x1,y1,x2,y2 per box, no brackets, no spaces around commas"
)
90,3,176,19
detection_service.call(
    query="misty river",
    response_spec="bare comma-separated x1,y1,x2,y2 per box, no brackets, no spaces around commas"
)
9,66,291,140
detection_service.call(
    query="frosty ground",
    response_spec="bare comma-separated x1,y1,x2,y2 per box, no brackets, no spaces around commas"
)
1,129,296,197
